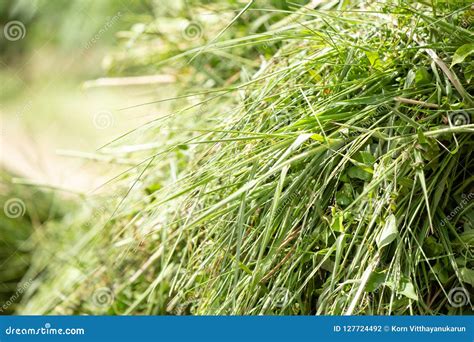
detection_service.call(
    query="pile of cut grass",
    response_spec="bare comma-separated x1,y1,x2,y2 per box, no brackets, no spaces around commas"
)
18,0,473,315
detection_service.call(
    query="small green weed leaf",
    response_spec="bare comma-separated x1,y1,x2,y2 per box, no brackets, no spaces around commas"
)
145,183,162,194
376,214,398,249
452,43,474,66
357,151,376,165
336,193,352,207
310,133,325,143
432,262,449,284
347,166,372,181
366,270,386,292
460,267,474,286
460,230,474,246
417,129,428,145
423,236,443,257
336,184,353,207
398,279,418,301
330,209,345,232
415,67,431,85
365,51,382,69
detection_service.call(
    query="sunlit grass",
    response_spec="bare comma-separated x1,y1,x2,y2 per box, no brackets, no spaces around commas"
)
16,0,473,315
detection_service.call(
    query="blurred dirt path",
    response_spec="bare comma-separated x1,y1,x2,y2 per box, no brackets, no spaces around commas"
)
0,78,172,194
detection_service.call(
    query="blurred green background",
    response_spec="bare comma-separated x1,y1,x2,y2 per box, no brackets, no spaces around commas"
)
0,0,179,191
0,0,161,314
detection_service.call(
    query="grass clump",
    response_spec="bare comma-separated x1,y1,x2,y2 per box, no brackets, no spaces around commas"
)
16,0,474,315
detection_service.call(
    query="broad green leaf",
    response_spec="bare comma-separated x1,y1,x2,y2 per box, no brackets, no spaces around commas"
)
310,133,325,142
423,236,444,257
376,214,398,249
460,267,474,286
336,183,353,206
432,262,449,284
384,277,418,301
451,43,474,66
460,230,474,246
145,183,162,194
398,279,418,301
336,193,352,206
357,151,376,165
365,51,382,69
415,67,431,85
347,166,372,181
330,209,345,232
417,129,428,144
366,270,386,292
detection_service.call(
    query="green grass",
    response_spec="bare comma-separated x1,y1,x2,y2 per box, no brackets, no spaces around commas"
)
10,0,474,315
0,170,70,315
